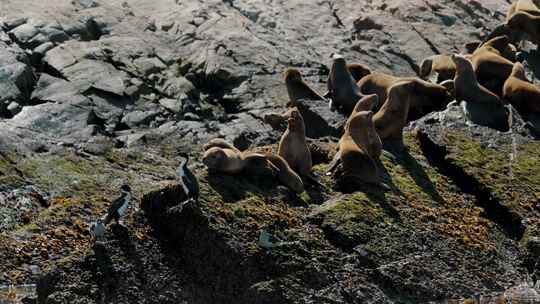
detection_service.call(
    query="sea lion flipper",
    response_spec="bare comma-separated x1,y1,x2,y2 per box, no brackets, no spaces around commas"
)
326,151,341,175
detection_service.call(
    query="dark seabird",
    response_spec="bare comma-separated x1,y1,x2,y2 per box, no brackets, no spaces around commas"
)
176,152,199,206
103,184,132,225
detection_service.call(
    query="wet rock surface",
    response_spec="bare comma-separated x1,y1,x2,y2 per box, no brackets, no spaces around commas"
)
0,0,539,303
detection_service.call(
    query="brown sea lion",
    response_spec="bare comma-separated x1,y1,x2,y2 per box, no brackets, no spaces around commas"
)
503,62,540,113
451,54,510,130
326,54,368,113
203,139,304,193
420,54,457,83
470,36,515,95
357,72,449,120
506,0,540,22
345,94,379,129
284,68,326,105
373,81,415,148
328,111,379,184
278,109,313,179
507,11,540,45
348,63,372,82
451,54,503,105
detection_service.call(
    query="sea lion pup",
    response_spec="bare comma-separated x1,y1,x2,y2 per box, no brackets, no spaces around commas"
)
278,108,321,185
451,54,509,130
328,111,379,184
203,139,304,193
503,62,540,114
419,54,457,83
284,68,326,105
326,53,369,113
357,72,449,120
507,11,540,45
373,81,415,149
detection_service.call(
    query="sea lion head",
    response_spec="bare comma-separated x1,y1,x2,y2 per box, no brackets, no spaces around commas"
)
352,94,379,113
348,110,374,131
348,63,372,81
331,53,347,68
287,108,305,132
202,147,226,169
284,68,303,83
419,57,434,79
450,54,474,74
507,11,532,31
483,35,510,51
511,62,527,80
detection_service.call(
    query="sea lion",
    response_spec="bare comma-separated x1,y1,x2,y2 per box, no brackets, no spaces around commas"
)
328,111,379,184
357,72,449,120
419,54,457,83
507,11,540,45
503,62,540,113
202,139,304,193
345,94,379,133
278,108,313,178
470,36,515,95
326,53,368,113
507,0,540,22
451,54,503,105
284,68,326,105
373,81,415,148
347,63,372,82
451,54,509,130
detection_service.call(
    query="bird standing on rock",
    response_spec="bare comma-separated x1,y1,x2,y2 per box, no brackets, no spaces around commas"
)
103,184,132,225
177,152,199,207
89,184,131,241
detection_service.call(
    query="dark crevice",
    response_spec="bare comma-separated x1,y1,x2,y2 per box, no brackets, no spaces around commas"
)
416,130,526,241
386,48,420,77
411,25,441,55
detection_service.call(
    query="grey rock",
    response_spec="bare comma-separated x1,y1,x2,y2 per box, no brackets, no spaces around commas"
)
133,57,167,76
9,23,39,44
121,110,159,128
7,101,22,115
31,73,87,104
62,59,127,96
159,98,183,113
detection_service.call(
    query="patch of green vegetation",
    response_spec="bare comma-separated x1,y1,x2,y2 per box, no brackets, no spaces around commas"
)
443,132,540,215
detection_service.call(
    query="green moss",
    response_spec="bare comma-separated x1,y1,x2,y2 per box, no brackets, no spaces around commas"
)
442,131,540,215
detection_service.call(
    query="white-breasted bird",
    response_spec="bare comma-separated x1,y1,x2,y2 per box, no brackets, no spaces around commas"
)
89,218,106,240
103,184,132,226
176,153,199,206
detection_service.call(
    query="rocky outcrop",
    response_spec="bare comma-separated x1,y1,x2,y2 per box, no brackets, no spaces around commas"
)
0,0,539,303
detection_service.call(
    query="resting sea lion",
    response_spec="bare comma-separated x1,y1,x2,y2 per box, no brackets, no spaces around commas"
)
203,139,304,193
503,62,540,114
357,72,449,120
507,0,540,22
470,36,515,95
507,11,540,45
